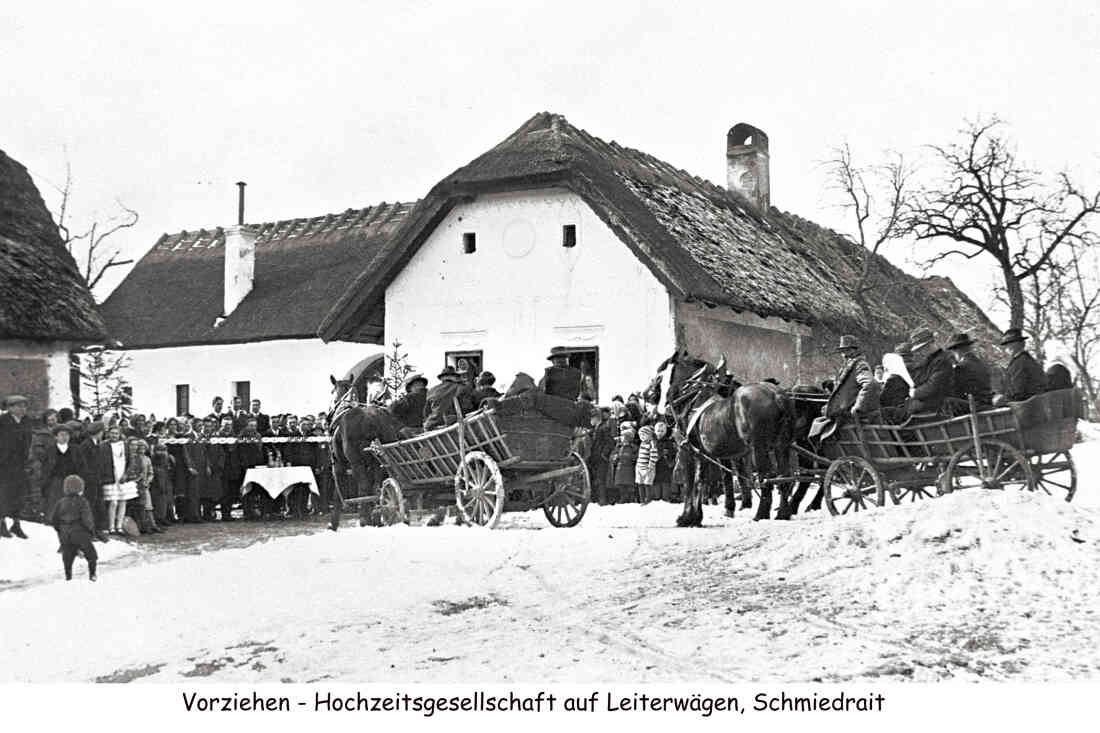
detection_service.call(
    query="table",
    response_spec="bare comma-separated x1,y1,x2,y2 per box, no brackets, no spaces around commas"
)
241,466,320,500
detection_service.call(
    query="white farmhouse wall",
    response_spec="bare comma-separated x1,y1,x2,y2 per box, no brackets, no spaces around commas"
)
109,338,378,419
385,188,676,400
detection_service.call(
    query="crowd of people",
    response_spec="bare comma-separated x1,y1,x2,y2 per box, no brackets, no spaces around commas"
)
0,394,338,548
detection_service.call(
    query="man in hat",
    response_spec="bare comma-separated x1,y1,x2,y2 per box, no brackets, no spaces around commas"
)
77,420,110,542
41,421,87,514
906,327,955,417
423,366,477,431
390,373,429,436
995,328,1047,405
539,347,582,400
0,395,33,538
946,332,993,410
809,336,880,440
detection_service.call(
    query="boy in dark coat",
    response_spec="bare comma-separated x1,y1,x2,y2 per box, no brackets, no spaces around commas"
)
42,423,87,514
47,475,98,581
77,420,110,541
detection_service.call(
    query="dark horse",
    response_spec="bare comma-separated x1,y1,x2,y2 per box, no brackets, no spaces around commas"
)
646,351,798,526
326,375,404,530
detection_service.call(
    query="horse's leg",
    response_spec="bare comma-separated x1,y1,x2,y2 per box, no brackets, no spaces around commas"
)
774,447,793,521
675,447,695,527
692,460,706,526
739,454,754,510
722,461,737,518
753,447,773,521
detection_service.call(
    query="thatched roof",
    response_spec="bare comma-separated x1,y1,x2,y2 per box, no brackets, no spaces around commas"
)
319,112,1000,348
100,202,414,348
0,149,107,343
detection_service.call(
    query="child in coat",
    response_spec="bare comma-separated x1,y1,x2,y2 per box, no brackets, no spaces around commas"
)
634,425,659,503
47,475,98,581
608,423,638,504
653,421,677,501
133,438,160,534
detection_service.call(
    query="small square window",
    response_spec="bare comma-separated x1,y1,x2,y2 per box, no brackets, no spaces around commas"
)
562,224,577,248
463,232,477,254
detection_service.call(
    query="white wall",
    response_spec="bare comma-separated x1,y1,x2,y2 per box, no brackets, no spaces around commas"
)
385,188,676,401
110,338,379,419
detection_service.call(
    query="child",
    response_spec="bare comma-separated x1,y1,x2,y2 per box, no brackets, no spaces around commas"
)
133,438,160,534
47,475,98,581
653,421,677,501
635,425,659,503
608,423,638,504
150,424,177,526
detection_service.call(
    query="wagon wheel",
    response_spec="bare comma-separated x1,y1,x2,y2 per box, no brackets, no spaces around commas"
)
454,451,505,528
542,452,591,528
822,456,887,517
945,440,1033,493
1030,451,1077,502
892,463,942,504
374,478,408,526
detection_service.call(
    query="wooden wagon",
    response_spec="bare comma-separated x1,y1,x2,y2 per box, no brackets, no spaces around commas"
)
362,392,592,529
791,388,1079,515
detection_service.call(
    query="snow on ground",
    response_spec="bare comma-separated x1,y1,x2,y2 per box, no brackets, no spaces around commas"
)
2,432,1098,684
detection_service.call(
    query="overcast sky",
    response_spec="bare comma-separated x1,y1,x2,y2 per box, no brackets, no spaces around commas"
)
4,1,1098,326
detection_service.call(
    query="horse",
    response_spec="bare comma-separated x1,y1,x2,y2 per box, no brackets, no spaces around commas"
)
326,375,404,530
648,351,798,525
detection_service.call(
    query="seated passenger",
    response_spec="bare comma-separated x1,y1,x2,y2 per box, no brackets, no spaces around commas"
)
994,329,1047,405
389,373,428,437
1045,362,1073,392
422,367,477,430
945,332,993,410
539,347,582,400
906,327,954,417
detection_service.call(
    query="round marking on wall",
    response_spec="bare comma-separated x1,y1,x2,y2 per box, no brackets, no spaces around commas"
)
502,219,536,258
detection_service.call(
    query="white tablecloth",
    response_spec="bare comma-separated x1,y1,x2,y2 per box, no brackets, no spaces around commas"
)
241,466,319,500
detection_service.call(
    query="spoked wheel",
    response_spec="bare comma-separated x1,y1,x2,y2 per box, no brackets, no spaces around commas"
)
455,451,505,528
892,463,943,503
945,440,1033,493
1030,451,1077,502
542,452,591,528
823,456,888,516
375,478,408,526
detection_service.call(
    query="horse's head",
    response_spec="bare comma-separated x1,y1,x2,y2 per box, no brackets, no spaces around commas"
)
327,374,356,426
650,350,713,415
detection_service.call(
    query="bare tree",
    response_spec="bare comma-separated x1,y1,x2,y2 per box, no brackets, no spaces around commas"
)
51,156,138,291
1050,239,1100,402
823,143,911,310
905,117,1100,331
992,264,1060,364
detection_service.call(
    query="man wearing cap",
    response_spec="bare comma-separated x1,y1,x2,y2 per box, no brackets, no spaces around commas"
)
423,366,477,431
809,336,880,440
539,347,583,400
995,328,1047,405
906,327,955,418
0,395,33,538
390,373,429,436
946,333,993,410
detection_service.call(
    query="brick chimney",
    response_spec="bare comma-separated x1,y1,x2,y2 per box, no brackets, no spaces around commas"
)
726,123,770,209
223,224,256,317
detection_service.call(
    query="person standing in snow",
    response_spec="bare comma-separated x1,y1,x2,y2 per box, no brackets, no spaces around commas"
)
634,425,659,503
47,475,98,582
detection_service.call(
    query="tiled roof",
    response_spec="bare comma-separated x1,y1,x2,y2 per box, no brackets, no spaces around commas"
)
0,149,107,342
320,112,999,347
100,202,414,348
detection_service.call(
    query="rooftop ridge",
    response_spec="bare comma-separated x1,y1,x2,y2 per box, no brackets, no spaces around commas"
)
155,199,418,250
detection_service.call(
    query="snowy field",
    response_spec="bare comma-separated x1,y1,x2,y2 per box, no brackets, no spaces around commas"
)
2,430,1098,684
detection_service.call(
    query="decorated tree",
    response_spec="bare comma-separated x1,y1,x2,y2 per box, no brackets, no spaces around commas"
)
78,347,132,419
